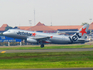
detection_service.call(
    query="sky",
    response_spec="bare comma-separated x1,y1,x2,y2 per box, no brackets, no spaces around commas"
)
0,0,93,27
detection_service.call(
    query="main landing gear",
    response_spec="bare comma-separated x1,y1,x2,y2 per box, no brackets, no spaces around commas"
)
39,41,44,48
40,43,44,48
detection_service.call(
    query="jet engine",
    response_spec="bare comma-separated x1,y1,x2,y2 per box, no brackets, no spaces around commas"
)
27,38,37,43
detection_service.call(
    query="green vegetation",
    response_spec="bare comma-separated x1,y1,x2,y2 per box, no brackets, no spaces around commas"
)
5,26,13,31
82,22,89,25
0,45,93,50
0,51,93,69
0,33,3,36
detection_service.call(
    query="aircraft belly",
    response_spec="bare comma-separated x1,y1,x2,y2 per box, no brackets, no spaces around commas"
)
6,34,27,39
15,35,27,39
50,37,70,44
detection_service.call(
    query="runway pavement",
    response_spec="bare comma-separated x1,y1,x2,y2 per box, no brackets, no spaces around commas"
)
1,48,93,53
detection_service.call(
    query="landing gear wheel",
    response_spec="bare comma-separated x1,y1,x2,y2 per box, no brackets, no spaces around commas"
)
41,44,44,48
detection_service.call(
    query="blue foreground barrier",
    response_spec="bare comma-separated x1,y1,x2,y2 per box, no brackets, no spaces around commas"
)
0,36,21,42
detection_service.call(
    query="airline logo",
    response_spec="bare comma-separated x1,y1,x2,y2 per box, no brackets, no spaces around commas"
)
80,28,87,36
72,32,82,41
72,27,87,41
17,31,36,36
50,36,53,38
32,33,36,37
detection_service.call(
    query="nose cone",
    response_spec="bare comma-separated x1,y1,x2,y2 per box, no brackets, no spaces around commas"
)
3,32,6,35
3,31,8,36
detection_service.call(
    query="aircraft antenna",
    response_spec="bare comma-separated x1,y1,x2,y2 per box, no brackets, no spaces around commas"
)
51,15,52,26
29,20,31,31
51,22,52,26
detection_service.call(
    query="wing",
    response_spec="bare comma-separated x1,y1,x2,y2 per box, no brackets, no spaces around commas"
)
28,36,50,40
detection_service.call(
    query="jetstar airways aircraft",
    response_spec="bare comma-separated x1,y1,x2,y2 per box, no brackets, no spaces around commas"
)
3,24,89,48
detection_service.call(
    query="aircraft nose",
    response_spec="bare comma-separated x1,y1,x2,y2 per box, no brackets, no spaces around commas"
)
3,32,8,36
3,32,6,35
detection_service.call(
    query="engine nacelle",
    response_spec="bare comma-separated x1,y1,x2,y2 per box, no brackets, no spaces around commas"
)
27,38,37,43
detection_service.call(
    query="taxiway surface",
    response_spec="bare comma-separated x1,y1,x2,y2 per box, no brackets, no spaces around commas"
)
1,48,93,53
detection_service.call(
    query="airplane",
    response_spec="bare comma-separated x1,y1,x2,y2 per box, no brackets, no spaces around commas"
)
3,24,89,48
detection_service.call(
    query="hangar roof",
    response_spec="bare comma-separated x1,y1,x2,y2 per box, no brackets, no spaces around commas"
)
1,24,8,28
89,22,93,30
1,22,93,32
18,22,93,31
48,25,82,30
18,26,32,30
0,24,8,31
27,22,56,31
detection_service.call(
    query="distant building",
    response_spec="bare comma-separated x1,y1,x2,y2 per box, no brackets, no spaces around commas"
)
18,22,93,35
0,22,93,35
48,25,82,35
0,24,8,33
18,22,82,35
19,22,57,33
88,22,93,34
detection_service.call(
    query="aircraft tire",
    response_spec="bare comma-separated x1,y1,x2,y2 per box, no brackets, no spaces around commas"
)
41,44,44,48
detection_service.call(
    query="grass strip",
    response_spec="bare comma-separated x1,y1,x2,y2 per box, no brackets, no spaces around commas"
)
0,51,93,68
0,45,93,50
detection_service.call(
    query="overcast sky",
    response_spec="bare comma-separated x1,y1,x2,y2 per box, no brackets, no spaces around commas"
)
0,0,93,27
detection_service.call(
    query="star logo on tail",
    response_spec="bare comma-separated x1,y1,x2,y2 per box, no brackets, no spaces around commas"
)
80,28,87,36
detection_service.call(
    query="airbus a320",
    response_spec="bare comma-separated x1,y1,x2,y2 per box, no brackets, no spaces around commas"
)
3,24,89,48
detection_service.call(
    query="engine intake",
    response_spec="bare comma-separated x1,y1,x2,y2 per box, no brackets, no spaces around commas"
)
27,38,37,43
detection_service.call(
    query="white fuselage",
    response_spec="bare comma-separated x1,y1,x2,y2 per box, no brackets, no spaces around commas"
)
3,24,90,46
3,29,71,44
